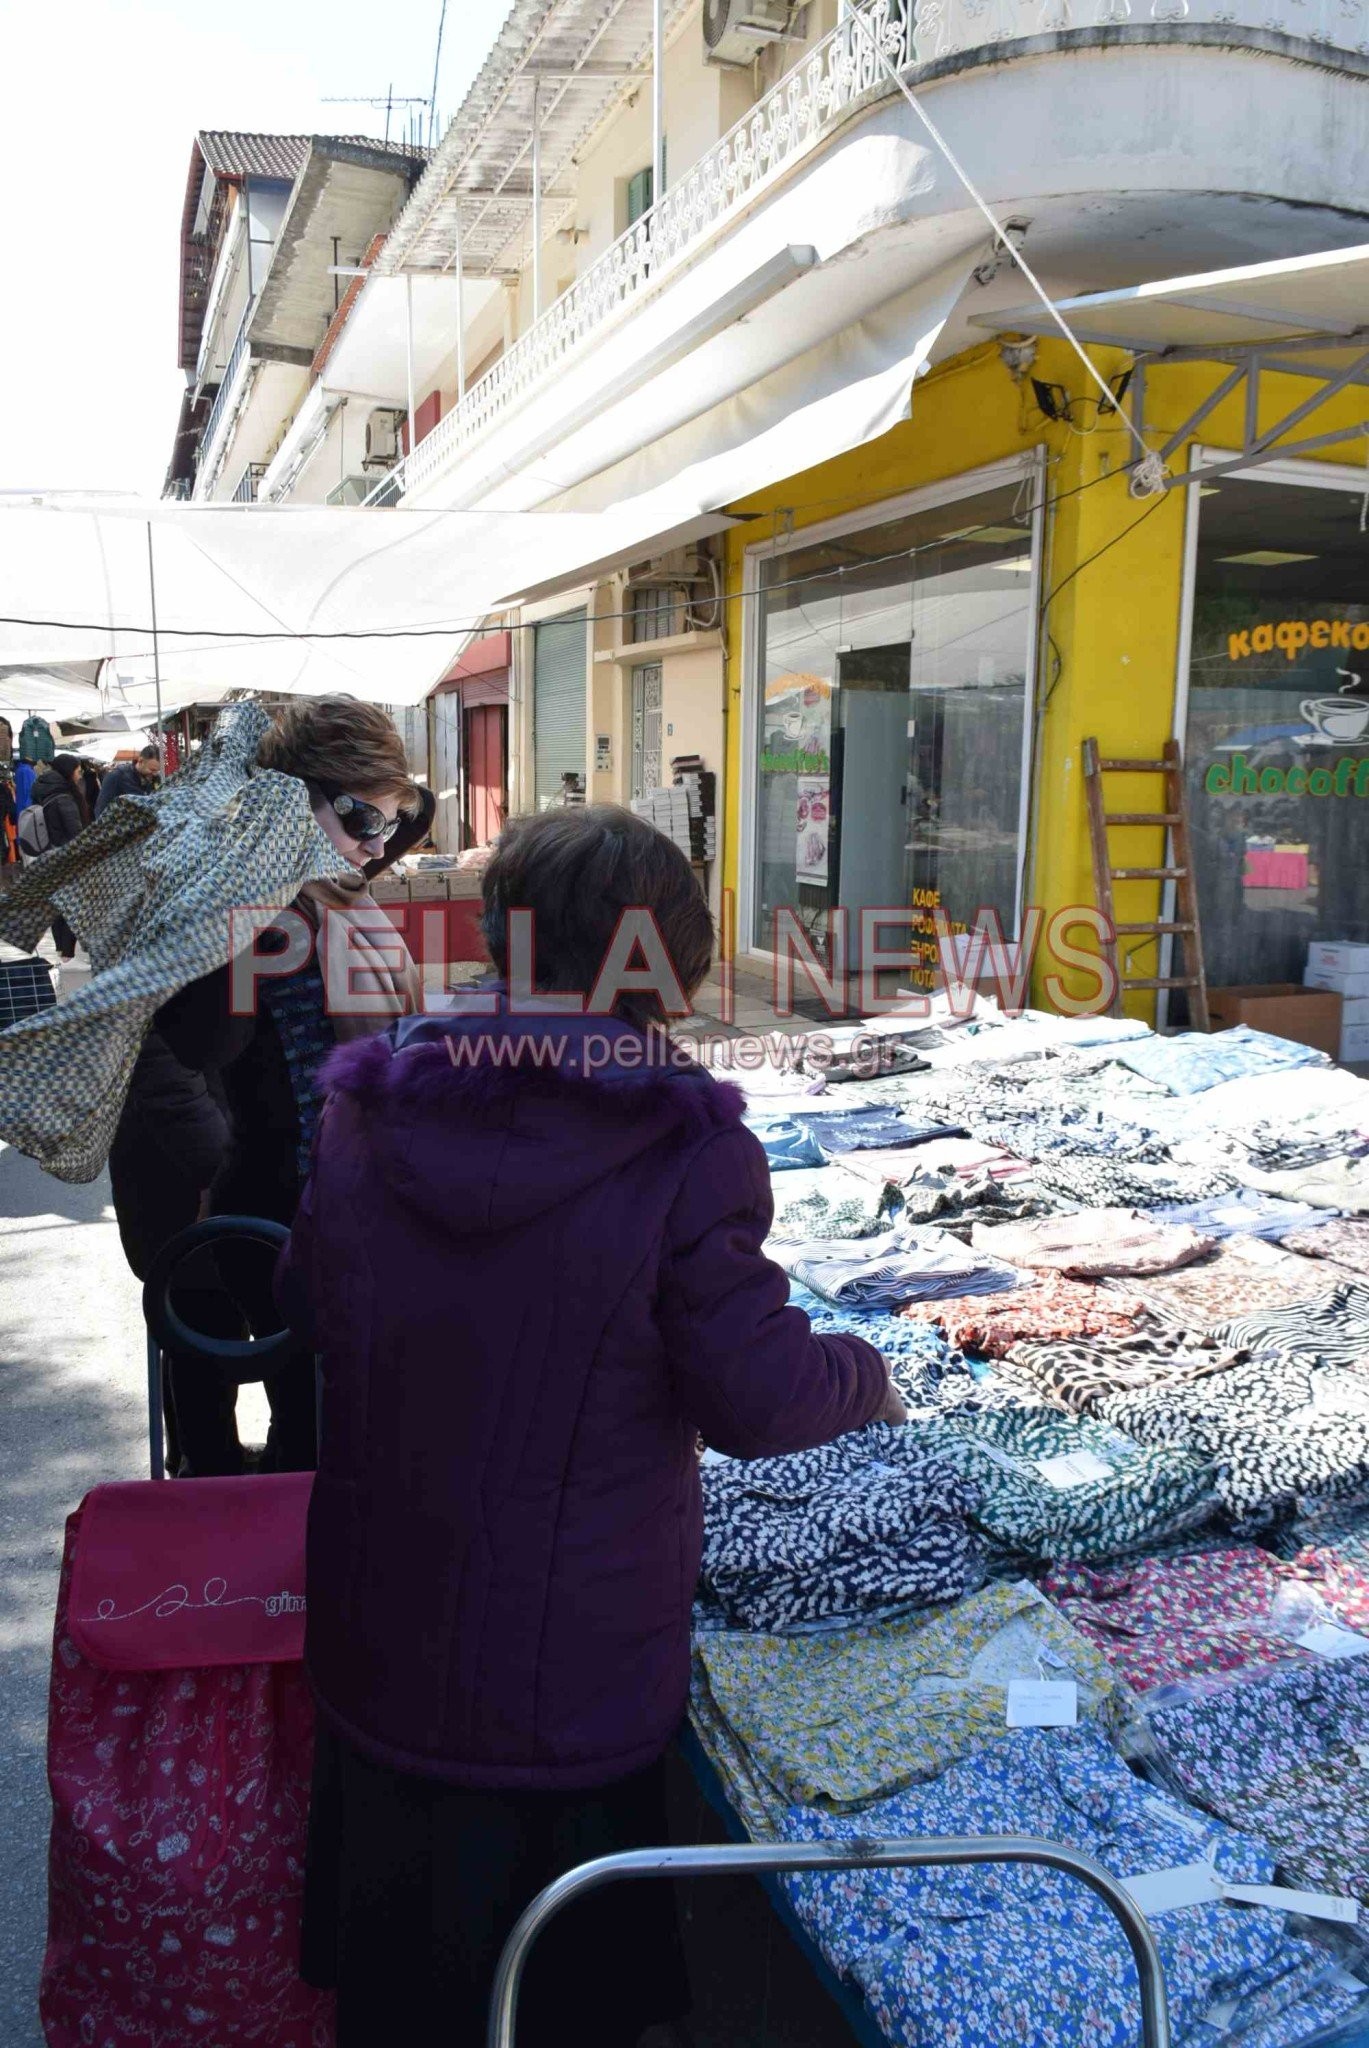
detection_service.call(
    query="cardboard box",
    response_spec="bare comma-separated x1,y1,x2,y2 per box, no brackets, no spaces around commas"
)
369,871,408,904
1307,940,1369,975
446,869,485,900
1208,982,1343,1057
407,871,448,902
1340,1022,1369,1063
1342,996,1369,1027
1305,961,1369,998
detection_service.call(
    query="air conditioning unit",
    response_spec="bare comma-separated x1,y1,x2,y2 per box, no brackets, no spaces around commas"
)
703,0,795,64
363,409,405,471
325,475,374,507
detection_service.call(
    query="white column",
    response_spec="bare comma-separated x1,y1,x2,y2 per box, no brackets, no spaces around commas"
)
652,0,665,207
531,80,542,320
455,208,467,400
405,273,417,459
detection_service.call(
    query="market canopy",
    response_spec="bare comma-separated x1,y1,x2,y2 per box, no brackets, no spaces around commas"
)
973,243,1369,358
0,498,733,709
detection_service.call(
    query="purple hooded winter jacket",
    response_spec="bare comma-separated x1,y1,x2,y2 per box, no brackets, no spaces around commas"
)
274,1003,887,1791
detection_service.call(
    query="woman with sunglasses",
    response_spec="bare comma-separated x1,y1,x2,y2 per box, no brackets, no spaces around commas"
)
153,696,433,1475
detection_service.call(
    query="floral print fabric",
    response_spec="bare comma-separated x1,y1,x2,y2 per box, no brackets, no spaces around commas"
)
1283,1217,1369,1275
1148,1657,1369,1905
899,1406,1215,1562
699,1424,983,1631
902,1271,1150,1357
778,1727,1361,2048
1116,1024,1331,1096
1039,1546,1323,1697
692,1579,1127,1810
1132,1240,1329,1326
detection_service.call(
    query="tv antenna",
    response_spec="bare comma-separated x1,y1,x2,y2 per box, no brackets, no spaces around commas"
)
323,86,431,148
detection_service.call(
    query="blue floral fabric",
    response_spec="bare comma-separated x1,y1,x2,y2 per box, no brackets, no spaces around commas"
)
778,1727,1361,2048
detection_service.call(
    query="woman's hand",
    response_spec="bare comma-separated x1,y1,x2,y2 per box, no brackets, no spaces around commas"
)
878,1372,907,1427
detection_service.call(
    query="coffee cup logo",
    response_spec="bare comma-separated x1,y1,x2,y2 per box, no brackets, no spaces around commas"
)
1301,695,1369,741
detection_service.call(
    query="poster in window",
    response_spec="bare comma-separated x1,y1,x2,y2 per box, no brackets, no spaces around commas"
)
795,774,830,883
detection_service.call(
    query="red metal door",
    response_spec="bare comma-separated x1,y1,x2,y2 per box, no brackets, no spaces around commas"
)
463,703,507,847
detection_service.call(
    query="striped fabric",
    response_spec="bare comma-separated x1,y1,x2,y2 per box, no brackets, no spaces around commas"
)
1206,1281,1369,1367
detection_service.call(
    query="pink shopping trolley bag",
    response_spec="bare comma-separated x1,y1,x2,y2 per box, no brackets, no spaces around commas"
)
40,1473,334,2046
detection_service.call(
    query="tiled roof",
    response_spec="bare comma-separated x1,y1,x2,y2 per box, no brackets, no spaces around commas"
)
196,130,425,183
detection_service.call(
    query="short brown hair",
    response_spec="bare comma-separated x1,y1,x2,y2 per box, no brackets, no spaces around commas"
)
257,696,415,808
482,805,713,1027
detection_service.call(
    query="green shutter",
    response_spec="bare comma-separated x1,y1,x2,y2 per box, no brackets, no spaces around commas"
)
533,612,587,807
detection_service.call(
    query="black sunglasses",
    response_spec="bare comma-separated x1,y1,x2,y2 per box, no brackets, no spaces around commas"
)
314,783,401,846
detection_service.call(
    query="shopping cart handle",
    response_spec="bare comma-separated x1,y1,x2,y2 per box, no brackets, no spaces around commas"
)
486,1836,1171,2048
142,1215,297,1366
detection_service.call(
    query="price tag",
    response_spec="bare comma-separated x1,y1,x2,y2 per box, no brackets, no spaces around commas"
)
1123,1862,1221,1918
1203,1999,1238,2031
1330,1969,1367,1996
1220,1882,1359,1926
1296,1622,1369,1661
1036,1450,1114,1488
1006,1680,1077,1727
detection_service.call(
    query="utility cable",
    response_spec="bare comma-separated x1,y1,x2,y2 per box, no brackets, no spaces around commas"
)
845,5,1168,496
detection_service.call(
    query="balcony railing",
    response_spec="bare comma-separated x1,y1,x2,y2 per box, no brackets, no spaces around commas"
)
398,0,1367,502
198,298,257,480
401,0,916,498
232,462,267,504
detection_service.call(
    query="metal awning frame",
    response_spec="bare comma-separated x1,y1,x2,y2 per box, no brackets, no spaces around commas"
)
1127,333,1369,490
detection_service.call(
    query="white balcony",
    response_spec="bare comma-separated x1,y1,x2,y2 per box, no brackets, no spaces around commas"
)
392,0,1369,513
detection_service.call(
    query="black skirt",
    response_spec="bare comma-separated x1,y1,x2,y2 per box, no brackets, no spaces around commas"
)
302,1720,692,2048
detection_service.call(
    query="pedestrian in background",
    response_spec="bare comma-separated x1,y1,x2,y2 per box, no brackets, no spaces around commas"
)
157,696,431,1474
94,743,160,818
26,754,87,958
277,804,901,2048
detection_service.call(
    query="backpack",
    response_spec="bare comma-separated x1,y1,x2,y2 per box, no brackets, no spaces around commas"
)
17,802,50,862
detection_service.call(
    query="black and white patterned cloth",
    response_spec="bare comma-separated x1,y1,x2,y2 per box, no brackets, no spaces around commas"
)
699,1424,983,1630
1002,1328,1246,1416
1098,1351,1369,1526
0,702,352,1181
1204,1281,1369,1367
1030,1155,1238,1211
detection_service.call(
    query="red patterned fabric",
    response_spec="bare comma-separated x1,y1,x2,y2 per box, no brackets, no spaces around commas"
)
41,1504,333,2046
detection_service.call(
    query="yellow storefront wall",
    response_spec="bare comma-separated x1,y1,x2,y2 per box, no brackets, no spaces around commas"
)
721,337,1369,1014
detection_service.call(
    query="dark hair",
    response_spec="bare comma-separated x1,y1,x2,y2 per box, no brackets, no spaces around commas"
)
257,695,416,811
138,744,160,762
50,755,82,784
481,805,713,1029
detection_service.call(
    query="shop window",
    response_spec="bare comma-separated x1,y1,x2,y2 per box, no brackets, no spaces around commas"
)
1181,471,1369,1013
748,477,1036,985
627,585,680,643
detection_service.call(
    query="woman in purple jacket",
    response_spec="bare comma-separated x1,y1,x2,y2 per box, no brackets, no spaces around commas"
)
276,804,898,2048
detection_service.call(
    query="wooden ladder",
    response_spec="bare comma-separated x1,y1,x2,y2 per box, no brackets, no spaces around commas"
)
1082,736,1211,1033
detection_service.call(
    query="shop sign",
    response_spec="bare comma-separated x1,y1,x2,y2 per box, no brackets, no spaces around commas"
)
1228,618,1369,662
1205,755,1369,797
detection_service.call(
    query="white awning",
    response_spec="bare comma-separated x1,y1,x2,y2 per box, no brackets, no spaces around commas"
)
974,244,1369,356
0,498,737,708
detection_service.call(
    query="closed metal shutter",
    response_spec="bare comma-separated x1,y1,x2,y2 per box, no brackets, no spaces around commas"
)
533,611,587,807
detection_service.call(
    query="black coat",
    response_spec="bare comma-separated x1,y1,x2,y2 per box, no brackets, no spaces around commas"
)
107,1028,230,1279
30,766,83,847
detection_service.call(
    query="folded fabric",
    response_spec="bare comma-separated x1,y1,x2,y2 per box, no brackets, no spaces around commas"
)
1133,1239,1329,1326
837,1137,1029,1185
903,1271,1150,1357
1029,1155,1238,1210
1281,1522,1369,1635
787,1103,968,1156
898,1405,1215,1561
1283,1216,1369,1273
1039,1545,1326,1697
1205,1280,1369,1367
895,1172,1044,1233
766,1165,892,1242
970,1209,1214,1278
788,1284,959,1366
1098,1353,1369,1526
1148,1657,1369,1905
1151,1187,1329,1243
1116,1023,1331,1096
743,1112,826,1171
1001,1328,1244,1416
1234,1153,1369,1214
778,1726,1361,2048
769,1221,1018,1309
699,1424,982,1632
691,1579,1126,1810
